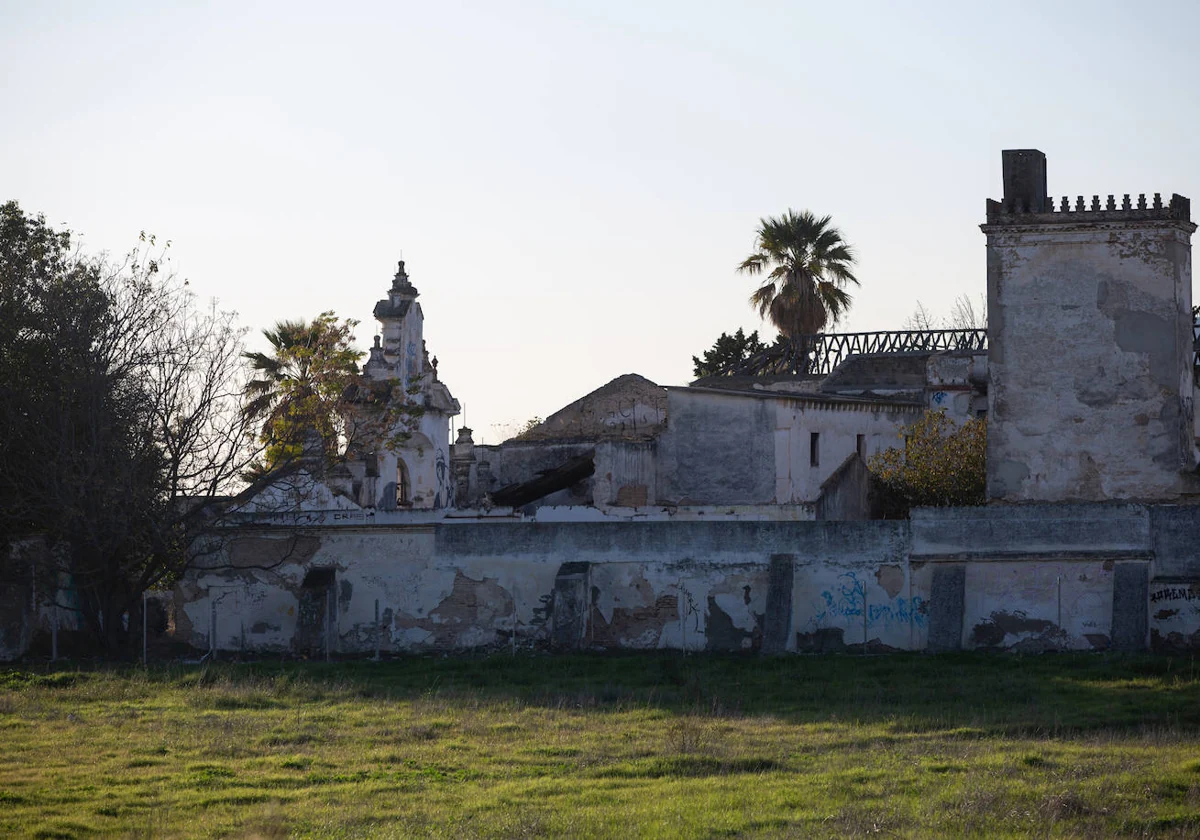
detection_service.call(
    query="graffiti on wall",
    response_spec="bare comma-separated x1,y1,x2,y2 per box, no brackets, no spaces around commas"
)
803,570,926,633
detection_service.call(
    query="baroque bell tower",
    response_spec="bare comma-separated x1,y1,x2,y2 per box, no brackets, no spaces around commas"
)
352,259,461,509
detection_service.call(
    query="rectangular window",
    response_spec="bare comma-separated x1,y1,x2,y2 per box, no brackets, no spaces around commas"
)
856,434,866,459
809,432,820,467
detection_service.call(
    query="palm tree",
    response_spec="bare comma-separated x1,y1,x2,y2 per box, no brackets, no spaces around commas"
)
737,209,859,339
242,312,362,472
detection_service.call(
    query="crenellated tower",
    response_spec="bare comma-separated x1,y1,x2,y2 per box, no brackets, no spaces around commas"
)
981,149,1198,502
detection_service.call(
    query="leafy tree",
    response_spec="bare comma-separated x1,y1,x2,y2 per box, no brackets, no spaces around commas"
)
692,328,767,377
0,201,259,654
242,313,363,473
737,209,859,338
868,409,986,517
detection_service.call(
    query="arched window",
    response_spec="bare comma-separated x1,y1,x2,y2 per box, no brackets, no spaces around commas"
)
396,459,411,507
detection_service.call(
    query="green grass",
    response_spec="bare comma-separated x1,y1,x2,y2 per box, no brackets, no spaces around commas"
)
3,653,1200,837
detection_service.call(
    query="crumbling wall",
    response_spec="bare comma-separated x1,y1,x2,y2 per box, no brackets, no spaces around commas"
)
912,505,1151,651
176,519,916,655
592,441,656,508
168,502,1200,657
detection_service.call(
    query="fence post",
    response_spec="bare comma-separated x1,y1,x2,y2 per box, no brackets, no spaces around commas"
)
324,589,331,663
51,606,58,663
142,590,148,666
209,598,216,659
862,579,868,654
373,599,381,662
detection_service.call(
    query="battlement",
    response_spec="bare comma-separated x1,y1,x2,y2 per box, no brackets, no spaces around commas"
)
986,192,1191,224
983,149,1192,226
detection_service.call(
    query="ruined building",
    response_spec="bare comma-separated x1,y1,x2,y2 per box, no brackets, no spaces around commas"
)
8,147,1200,661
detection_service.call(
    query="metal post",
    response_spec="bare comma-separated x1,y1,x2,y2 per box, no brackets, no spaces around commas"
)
51,606,58,663
907,564,914,652
209,598,216,659
373,599,381,662
142,590,148,666
511,583,517,656
862,579,868,654
324,590,331,663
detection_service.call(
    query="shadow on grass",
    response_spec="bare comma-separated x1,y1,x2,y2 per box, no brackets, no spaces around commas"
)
6,651,1200,736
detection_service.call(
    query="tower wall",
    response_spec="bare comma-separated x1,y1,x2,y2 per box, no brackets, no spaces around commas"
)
982,150,1198,502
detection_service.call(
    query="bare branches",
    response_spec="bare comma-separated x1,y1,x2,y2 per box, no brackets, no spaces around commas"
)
0,202,262,653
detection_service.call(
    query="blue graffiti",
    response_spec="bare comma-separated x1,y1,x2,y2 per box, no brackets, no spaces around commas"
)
806,571,926,631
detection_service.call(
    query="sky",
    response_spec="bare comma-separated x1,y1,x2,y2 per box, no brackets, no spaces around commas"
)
4,1,1200,442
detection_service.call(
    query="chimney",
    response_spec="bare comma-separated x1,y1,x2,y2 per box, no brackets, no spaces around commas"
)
1001,149,1047,213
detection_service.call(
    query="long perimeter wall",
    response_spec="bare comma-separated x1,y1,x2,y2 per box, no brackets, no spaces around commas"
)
175,503,1200,656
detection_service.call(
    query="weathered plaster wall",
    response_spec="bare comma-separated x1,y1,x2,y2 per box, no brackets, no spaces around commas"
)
656,390,776,504
913,505,1150,651
159,504,1200,661
813,455,872,521
925,352,987,422
773,399,919,503
984,222,1197,501
657,388,918,506
376,407,454,510
176,520,919,655
962,561,1116,651
592,441,657,508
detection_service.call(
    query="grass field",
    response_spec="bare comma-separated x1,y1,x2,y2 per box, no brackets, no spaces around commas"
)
3,653,1200,838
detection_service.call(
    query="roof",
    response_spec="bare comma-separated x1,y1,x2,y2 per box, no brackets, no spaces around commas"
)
511,373,668,443
668,383,924,411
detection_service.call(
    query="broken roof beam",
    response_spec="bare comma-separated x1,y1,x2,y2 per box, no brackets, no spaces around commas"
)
489,452,596,508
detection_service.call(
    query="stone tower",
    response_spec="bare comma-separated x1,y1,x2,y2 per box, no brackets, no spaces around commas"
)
982,149,1198,502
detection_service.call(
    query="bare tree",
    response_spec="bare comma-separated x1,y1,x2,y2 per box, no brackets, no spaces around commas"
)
0,205,262,654
903,294,986,331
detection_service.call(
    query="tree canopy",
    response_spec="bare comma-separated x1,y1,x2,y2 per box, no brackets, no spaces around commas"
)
868,409,986,517
692,328,772,378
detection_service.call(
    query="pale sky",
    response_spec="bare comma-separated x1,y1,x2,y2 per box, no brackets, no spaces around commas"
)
4,1,1200,442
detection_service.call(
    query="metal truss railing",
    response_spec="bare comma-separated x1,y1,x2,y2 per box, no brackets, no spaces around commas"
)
723,329,989,377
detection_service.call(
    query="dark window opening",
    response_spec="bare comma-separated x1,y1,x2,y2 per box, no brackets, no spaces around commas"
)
301,567,336,589
809,432,820,467
397,459,412,507
856,434,866,459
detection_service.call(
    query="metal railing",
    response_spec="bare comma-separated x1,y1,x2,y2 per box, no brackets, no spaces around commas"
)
723,329,988,377
716,325,1200,378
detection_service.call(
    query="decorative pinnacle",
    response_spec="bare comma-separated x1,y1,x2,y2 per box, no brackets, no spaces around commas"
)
390,259,419,295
